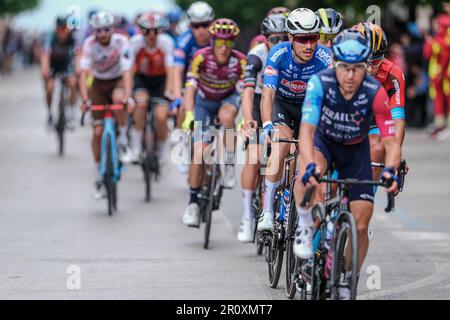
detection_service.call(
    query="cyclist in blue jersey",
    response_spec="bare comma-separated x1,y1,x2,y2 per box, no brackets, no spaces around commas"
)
171,1,215,111
257,8,333,233
293,30,401,298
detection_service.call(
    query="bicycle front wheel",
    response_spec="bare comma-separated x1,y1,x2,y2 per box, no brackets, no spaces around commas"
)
203,164,217,250
330,211,358,300
285,202,299,299
105,135,115,216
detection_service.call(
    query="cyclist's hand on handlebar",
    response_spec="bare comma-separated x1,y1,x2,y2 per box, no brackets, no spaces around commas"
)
242,119,258,139
182,110,195,131
170,98,182,113
404,160,410,175
301,163,321,187
124,97,136,114
381,167,399,194
80,100,91,113
262,121,273,144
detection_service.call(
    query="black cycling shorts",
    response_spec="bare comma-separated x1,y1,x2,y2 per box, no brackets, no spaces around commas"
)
272,96,301,138
133,74,168,106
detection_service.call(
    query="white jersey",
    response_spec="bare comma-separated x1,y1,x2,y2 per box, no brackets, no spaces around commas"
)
80,33,132,80
247,43,269,95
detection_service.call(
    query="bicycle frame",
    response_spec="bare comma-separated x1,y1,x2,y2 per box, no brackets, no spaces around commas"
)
100,115,121,183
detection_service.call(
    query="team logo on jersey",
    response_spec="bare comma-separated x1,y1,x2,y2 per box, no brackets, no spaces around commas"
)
264,66,278,77
281,79,307,93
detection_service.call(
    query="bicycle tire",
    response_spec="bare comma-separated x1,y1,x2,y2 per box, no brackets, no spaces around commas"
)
203,163,217,250
105,135,114,216
142,154,152,203
267,190,285,288
285,202,298,299
330,211,358,300
56,91,65,156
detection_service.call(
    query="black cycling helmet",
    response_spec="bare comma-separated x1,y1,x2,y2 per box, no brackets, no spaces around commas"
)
261,14,287,37
56,15,68,28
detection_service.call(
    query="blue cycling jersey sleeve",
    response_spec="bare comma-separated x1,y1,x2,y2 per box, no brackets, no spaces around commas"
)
174,30,195,68
301,75,324,126
263,42,287,90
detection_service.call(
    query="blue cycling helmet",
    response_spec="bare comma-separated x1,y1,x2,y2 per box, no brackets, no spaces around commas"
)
332,29,372,63
167,6,183,23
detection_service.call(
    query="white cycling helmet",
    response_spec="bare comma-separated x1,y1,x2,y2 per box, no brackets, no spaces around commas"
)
186,1,215,24
90,11,115,29
285,8,321,35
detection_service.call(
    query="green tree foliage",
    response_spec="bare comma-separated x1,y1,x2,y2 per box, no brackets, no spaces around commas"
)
0,0,40,16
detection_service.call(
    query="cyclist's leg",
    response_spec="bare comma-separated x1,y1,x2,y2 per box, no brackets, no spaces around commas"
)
112,79,131,161
89,78,108,182
261,98,293,217
239,96,262,242
183,93,219,225
369,126,385,181
293,131,330,259
131,74,150,160
149,75,170,158
334,138,374,272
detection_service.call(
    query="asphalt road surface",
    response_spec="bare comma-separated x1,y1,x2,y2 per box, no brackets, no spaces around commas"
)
1,68,450,300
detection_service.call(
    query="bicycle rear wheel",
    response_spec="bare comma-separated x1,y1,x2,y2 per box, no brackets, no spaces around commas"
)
203,164,217,250
330,211,358,300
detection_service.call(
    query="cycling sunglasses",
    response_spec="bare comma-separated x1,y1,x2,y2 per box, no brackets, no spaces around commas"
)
267,34,289,45
368,56,384,68
95,27,112,34
293,34,320,44
214,39,235,48
191,22,211,29
335,61,368,73
141,28,159,35
319,33,337,43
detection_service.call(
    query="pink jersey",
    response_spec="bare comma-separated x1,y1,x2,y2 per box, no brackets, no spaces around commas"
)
186,47,247,101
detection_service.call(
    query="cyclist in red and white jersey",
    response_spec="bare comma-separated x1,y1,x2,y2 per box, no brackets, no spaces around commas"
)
129,12,175,163
79,11,134,199
354,22,407,181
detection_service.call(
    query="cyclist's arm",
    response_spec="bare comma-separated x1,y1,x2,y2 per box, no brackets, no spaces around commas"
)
261,46,281,125
163,35,176,99
40,34,51,77
78,42,92,102
261,87,275,124
172,45,188,100
242,87,255,121
40,51,50,78
183,52,202,113
374,88,401,169
120,39,133,101
300,75,323,166
242,54,262,122
79,69,89,102
389,67,406,145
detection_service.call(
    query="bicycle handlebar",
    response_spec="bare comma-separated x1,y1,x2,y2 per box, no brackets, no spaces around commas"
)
80,104,125,127
301,177,395,213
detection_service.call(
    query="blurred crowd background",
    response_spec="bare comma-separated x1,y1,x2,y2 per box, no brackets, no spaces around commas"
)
0,0,449,131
